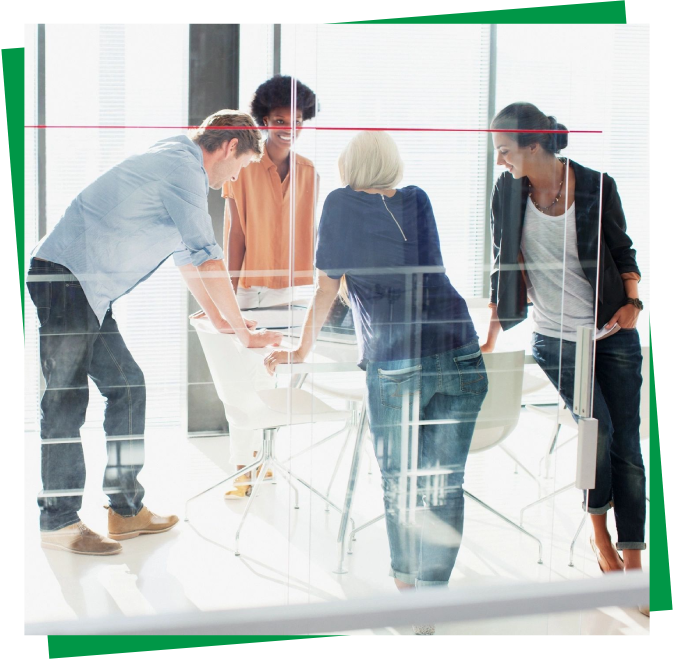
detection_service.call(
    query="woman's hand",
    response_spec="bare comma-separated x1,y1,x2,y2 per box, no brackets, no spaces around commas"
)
605,303,639,330
216,316,257,334
480,340,496,354
243,328,282,348
264,348,303,376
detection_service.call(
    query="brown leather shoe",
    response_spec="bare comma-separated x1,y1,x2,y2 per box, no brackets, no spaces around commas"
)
41,521,122,555
107,506,179,541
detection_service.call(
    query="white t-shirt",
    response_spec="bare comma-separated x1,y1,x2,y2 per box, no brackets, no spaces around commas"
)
520,198,594,341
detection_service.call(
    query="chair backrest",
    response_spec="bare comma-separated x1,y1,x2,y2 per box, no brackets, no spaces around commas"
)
469,350,525,454
190,317,275,428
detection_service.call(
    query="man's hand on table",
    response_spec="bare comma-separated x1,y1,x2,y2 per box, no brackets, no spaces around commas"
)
190,309,258,334
264,348,304,375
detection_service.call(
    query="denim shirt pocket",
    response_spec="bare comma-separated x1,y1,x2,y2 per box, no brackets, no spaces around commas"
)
377,364,422,410
454,349,488,395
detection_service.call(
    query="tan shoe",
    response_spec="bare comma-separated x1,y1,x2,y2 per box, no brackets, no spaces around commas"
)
41,521,122,555
256,465,274,481
253,451,273,481
224,480,252,500
590,536,624,573
107,506,179,541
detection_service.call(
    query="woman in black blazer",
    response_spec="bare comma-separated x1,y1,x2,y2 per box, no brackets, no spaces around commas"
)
482,103,646,596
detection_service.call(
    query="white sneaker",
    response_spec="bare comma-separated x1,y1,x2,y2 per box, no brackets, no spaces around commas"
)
412,624,435,635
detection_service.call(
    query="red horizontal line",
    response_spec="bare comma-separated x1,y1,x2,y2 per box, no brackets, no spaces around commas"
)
23,125,601,133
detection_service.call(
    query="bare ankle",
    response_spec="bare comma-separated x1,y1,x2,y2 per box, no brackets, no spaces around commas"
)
394,578,415,592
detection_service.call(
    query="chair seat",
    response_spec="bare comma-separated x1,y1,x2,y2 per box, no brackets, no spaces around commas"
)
304,382,366,402
230,388,350,431
522,372,550,395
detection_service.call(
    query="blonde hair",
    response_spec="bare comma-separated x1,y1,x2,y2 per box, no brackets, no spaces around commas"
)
191,109,263,159
338,131,404,190
336,132,404,305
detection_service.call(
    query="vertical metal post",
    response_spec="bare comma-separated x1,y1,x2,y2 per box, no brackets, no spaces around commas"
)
187,25,240,435
574,326,597,490
37,24,46,240
482,24,497,299
273,25,281,76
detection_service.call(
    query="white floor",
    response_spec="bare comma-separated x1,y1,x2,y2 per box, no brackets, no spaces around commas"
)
24,398,650,635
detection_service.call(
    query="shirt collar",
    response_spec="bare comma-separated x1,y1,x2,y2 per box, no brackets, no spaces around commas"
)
261,144,304,170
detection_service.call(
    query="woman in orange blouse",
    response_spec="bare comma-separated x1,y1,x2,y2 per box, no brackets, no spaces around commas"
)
221,75,318,497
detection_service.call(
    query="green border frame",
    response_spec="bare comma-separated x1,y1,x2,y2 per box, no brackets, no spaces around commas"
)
3,1,669,658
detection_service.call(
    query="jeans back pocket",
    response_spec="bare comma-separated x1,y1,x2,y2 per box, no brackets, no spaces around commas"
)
377,364,422,410
27,276,52,327
454,349,488,395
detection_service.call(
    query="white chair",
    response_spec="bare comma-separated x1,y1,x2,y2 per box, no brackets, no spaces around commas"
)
344,350,544,565
295,377,371,504
185,317,350,556
500,364,557,480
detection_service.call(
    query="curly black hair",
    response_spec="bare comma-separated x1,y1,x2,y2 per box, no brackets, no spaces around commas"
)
250,75,317,126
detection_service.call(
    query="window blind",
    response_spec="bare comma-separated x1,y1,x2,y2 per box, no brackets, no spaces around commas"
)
280,24,491,298
24,24,190,431
24,26,40,429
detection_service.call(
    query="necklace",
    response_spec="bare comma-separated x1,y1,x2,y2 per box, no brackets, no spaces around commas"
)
381,194,407,241
529,160,566,213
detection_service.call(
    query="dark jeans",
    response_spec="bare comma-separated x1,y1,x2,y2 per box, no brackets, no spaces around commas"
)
27,258,146,531
532,330,646,550
365,342,488,587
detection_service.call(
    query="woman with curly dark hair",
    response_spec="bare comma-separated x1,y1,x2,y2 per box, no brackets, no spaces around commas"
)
220,75,319,498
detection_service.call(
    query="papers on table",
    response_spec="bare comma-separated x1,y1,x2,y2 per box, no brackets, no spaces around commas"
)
245,306,307,330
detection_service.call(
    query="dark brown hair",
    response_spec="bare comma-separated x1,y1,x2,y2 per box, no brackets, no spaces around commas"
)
491,102,568,154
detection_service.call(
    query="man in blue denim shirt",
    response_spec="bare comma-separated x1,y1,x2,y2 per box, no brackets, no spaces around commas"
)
28,110,282,555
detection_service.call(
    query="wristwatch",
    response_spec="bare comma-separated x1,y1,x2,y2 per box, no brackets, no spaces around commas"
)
626,298,644,310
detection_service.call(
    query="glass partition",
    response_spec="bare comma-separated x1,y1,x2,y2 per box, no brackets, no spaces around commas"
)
24,22,650,635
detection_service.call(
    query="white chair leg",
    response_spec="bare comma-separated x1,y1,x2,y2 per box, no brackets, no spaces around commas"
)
234,457,273,557
276,468,300,509
281,421,351,464
347,513,385,555
538,432,578,479
277,463,354,530
540,421,562,478
465,490,543,564
335,404,368,574
184,455,262,522
520,481,575,527
499,444,541,488
325,426,354,511
568,513,587,567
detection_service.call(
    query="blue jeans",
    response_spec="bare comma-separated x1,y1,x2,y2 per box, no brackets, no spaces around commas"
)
365,341,488,587
532,330,646,550
27,259,146,531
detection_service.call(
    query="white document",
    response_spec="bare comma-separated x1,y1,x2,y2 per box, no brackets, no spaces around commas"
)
595,322,620,341
247,306,307,329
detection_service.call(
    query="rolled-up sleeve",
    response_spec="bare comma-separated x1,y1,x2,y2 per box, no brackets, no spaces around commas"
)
162,162,224,267
172,241,223,267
